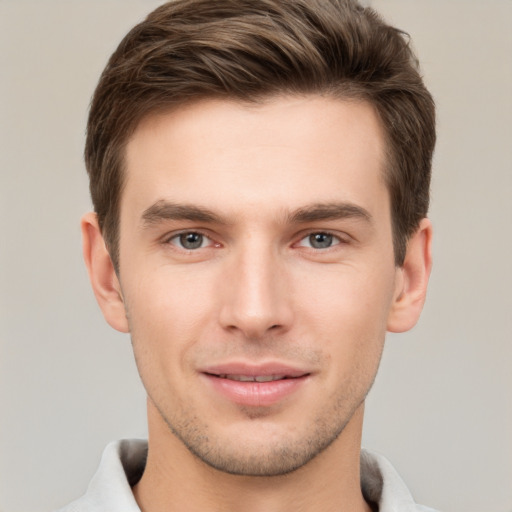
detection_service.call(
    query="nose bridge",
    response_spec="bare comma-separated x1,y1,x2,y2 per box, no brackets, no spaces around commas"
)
219,235,292,338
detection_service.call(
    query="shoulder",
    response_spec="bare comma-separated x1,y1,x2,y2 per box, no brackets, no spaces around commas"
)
55,439,147,512
360,449,441,512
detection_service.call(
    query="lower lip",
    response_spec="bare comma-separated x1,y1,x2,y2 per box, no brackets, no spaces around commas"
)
202,374,309,407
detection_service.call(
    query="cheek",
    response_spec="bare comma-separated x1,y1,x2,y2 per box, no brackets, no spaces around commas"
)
295,263,396,326
126,261,216,322
293,264,394,373
122,267,216,372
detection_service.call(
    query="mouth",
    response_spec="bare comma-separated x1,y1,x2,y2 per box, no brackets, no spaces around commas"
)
200,364,311,407
207,373,296,382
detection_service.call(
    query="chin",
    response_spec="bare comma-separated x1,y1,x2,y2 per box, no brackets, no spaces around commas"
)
163,410,350,477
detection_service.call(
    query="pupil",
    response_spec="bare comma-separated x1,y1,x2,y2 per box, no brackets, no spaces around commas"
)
310,233,332,249
180,232,203,249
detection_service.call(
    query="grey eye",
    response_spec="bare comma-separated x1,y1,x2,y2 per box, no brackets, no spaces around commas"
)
176,232,205,250
308,233,334,249
297,232,342,250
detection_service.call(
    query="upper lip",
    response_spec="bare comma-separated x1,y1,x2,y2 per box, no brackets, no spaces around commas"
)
200,362,311,379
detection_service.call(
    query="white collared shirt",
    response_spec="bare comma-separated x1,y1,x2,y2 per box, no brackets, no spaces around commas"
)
56,440,439,512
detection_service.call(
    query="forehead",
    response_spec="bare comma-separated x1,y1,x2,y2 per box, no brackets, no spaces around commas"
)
122,95,387,221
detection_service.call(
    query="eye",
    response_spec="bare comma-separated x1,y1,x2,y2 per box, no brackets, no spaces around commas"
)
168,232,211,250
298,232,341,249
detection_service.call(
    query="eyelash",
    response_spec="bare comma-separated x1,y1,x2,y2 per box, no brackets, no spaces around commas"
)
295,231,345,250
165,231,218,251
164,230,347,252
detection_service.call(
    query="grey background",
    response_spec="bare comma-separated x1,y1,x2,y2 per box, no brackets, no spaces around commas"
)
1,1,511,511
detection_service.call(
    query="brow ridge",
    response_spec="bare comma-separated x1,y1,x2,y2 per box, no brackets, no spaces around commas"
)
288,202,372,224
141,200,226,226
140,200,372,228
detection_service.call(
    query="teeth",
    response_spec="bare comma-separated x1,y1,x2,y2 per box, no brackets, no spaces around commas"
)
221,374,287,382
255,375,286,382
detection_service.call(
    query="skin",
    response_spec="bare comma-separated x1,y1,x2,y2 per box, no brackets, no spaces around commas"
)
83,95,432,512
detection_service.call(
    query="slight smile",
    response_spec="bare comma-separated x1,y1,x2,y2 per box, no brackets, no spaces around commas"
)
200,363,311,407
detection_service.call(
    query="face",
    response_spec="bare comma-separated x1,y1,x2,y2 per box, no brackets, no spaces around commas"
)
115,96,402,475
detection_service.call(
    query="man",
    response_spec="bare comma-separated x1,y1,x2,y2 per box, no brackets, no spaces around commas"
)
60,0,437,510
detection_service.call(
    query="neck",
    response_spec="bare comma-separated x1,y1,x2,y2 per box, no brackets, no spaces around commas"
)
133,401,371,512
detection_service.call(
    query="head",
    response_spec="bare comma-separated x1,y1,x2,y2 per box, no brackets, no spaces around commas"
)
85,0,435,272
82,0,434,479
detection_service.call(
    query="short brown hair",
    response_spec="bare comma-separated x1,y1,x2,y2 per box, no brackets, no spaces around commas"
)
85,0,435,269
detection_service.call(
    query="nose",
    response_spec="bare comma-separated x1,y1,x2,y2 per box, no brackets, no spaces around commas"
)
218,242,293,340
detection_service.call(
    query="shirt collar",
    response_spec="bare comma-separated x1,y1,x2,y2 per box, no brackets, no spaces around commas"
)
59,440,436,512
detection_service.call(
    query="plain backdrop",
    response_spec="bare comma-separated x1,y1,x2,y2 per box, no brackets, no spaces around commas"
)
1,1,511,511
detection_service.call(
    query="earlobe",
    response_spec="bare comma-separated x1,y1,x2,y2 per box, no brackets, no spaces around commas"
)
387,218,433,333
81,212,130,333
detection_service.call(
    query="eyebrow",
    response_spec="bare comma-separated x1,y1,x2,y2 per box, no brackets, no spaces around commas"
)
140,199,372,228
141,200,227,227
287,202,372,224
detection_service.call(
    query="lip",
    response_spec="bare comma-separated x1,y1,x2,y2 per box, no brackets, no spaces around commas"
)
199,362,311,407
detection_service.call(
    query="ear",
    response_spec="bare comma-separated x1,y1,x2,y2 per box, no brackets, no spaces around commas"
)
387,218,433,333
81,212,130,333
